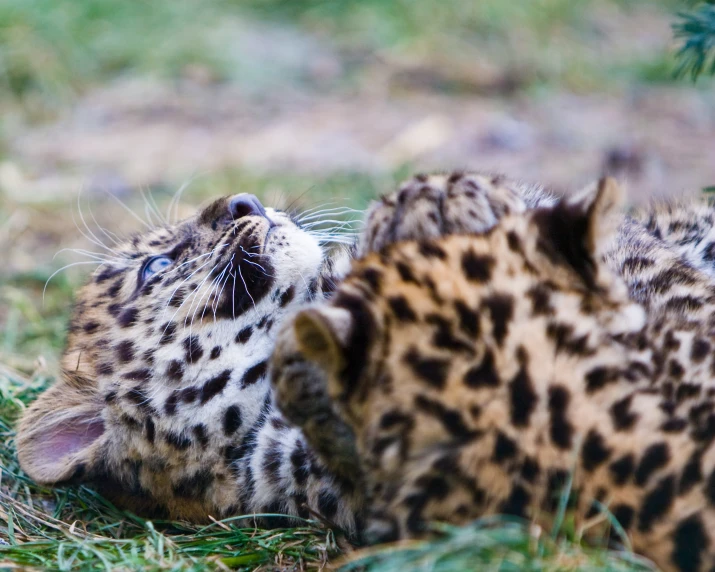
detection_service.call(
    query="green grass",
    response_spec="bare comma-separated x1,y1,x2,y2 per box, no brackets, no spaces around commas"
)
0,0,686,117
246,0,675,54
341,518,653,572
0,1,228,106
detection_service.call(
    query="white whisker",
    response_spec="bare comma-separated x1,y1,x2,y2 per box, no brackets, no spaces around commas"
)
167,173,206,223
241,246,272,258
77,192,118,254
296,208,363,223
140,187,167,227
146,188,167,225
104,190,153,229
71,201,116,254
43,261,106,301
295,267,311,298
159,247,226,313
86,202,124,249
239,246,274,276
192,264,226,330
183,257,219,335
159,244,230,285
52,248,125,264
237,264,257,314
212,257,235,320
300,218,361,229
310,232,360,240
157,255,218,336
242,258,274,277
294,200,351,218
231,270,237,319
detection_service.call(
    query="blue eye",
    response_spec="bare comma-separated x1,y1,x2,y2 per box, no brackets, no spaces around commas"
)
142,256,172,281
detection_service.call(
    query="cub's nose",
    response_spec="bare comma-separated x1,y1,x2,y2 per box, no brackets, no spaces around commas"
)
228,194,267,220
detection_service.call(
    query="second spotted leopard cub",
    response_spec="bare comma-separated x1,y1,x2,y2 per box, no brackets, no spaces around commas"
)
273,178,715,572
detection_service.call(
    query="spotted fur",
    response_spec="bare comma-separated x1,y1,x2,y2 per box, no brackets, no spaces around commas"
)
273,175,715,572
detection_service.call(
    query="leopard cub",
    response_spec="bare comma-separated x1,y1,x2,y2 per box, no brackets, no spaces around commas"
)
273,177,715,572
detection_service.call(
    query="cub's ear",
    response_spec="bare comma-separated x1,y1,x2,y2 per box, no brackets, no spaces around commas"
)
567,176,625,259
17,372,105,485
534,177,625,288
293,306,354,374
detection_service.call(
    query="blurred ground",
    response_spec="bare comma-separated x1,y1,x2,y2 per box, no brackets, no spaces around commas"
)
1,0,714,366
8,80,715,202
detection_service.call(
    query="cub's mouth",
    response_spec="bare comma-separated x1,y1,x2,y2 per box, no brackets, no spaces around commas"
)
193,193,324,321
208,218,277,320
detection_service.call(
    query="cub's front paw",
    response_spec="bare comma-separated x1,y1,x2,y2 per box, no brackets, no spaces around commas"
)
270,317,361,482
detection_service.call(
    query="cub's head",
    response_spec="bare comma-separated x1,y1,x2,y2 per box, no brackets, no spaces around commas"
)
18,194,326,519
282,179,647,458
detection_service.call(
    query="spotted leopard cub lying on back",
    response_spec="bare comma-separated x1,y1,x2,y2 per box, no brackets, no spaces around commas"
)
17,194,359,528
273,177,715,572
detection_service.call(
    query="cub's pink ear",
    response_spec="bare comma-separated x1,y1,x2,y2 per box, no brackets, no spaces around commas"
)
17,373,105,484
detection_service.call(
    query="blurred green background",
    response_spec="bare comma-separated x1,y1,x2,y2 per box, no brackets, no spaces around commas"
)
0,1,713,568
